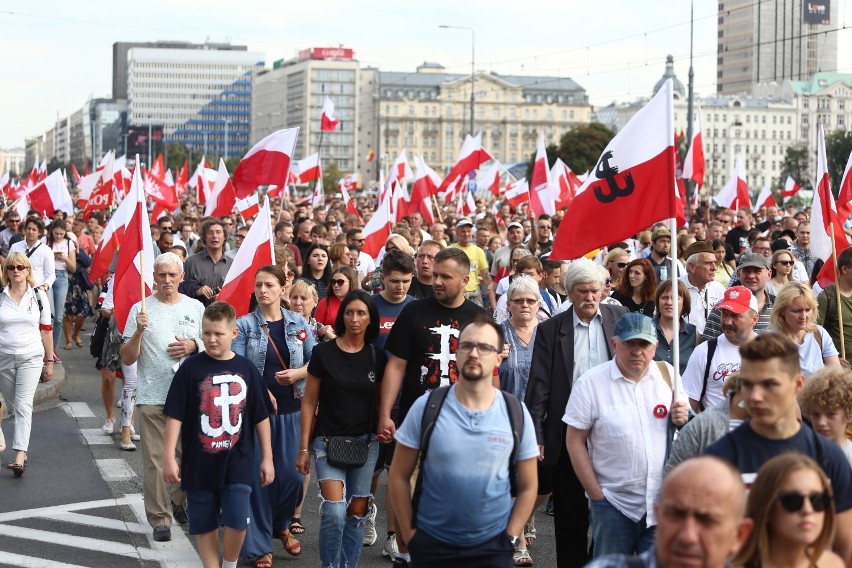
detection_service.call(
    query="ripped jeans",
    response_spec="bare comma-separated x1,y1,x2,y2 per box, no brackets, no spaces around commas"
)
312,434,379,568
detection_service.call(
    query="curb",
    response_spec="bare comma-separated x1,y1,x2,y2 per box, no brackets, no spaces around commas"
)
33,364,66,408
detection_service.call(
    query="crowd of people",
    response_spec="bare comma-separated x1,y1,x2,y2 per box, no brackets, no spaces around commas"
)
3,189,852,568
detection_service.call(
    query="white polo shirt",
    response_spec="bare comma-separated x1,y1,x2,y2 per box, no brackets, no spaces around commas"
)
0,286,52,355
563,358,683,526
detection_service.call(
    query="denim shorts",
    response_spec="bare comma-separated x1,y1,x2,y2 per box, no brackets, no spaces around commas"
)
186,483,252,535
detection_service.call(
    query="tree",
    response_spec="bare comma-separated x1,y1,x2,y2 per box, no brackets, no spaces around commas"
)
556,123,616,175
779,144,812,192
321,162,344,194
165,142,188,172
826,129,852,197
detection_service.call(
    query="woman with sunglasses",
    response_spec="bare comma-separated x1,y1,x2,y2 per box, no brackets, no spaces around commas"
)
733,453,844,568
296,290,387,568
235,265,315,567
0,253,53,477
603,248,629,284
610,258,656,317
315,265,359,341
765,249,796,296
770,282,840,378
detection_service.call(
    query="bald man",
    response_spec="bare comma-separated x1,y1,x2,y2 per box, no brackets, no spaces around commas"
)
586,456,753,568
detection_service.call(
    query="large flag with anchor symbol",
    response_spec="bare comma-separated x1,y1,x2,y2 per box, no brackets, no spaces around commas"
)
551,79,684,260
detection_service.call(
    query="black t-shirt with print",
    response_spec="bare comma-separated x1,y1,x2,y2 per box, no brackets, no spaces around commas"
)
384,297,487,420
307,340,387,437
163,352,271,491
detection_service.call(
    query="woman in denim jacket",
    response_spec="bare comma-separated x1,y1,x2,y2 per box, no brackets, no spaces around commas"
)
235,265,315,567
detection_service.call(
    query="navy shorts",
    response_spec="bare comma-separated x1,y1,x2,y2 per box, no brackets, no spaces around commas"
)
186,483,252,535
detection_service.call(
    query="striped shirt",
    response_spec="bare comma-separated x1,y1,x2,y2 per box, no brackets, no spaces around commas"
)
702,292,775,341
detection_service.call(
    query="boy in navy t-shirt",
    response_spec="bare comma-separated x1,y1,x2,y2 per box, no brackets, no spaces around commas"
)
163,302,273,568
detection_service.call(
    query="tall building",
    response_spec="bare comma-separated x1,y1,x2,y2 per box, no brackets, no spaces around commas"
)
126,45,264,162
717,0,837,95
0,148,25,176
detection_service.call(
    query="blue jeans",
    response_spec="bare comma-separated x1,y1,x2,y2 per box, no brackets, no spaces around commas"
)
312,434,379,568
50,269,68,348
589,496,655,557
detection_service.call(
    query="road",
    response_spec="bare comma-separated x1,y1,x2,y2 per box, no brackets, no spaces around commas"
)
0,334,557,567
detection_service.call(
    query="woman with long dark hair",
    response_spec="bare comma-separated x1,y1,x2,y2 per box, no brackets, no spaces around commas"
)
610,258,656,316
302,244,332,300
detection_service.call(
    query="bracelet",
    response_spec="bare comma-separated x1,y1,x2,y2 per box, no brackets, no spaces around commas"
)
297,449,309,456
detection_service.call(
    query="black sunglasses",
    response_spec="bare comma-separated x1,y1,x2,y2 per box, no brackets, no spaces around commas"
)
331,278,347,286
616,262,627,269
778,491,831,513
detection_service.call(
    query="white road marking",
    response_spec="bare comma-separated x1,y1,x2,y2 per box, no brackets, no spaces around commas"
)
95,458,137,481
80,429,113,445
126,493,200,566
51,511,148,533
0,551,90,568
63,402,95,418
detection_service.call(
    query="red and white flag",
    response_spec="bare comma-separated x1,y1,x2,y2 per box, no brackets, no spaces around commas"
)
438,132,492,194
392,149,414,182
390,178,411,223
37,159,47,183
411,155,440,225
320,96,339,132
219,197,275,318
812,126,850,288
113,158,155,334
339,180,362,224
505,178,530,207
310,179,324,208
233,127,300,198
205,159,237,218
187,157,211,189
530,134,555,216
479,161,504,197
550,158,581,211
682,102,705,189
70,163,82,186
753,186,776,213
714,155,750,210
144,154,178,211
81,159,116,220
835,151,852,222
781,176,802,202
112,155,132,199
26,170,74,217
236,193,260,220
0,172,9,199
362,190,392,257
176,159,189,197
296,153,321,184
551,79,683,260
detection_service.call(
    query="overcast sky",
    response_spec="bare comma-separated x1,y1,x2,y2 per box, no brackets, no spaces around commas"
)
2,0,850,149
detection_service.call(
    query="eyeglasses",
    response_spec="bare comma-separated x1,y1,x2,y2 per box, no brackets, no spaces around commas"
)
778,491,831,513
331,279,347,286
511,298,538,305
776,260,794,266
457,341,500,355
605,278,613,285
720,219,732,224
7,219,20,224
7,265,28,272
616,262,628,269
351,238,365,243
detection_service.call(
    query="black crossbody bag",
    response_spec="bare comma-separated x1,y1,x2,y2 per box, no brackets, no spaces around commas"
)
324,344,376,468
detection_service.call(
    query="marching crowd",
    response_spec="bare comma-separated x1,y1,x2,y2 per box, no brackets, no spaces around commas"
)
2,191,852,568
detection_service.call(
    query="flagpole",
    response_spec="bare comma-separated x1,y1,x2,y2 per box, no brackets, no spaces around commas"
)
830,224,846,359
266,197,275,267
136,154,147,314
669,216,680,400
431,194,444,224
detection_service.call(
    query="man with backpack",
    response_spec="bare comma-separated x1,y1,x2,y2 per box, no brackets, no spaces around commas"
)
388,313,539,568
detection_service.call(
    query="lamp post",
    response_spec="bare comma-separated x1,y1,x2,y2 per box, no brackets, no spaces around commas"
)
439,25,475,135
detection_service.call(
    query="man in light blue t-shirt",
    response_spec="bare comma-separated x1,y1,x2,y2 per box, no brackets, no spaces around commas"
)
390,313,538,568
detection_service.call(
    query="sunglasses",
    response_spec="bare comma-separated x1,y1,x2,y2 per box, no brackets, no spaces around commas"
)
7,265,28,272
778,491,831,513
616,262,628,269
605,278,613,285
511,298,538,305
331,279,348,286
776,260,794,266
352,238,365,243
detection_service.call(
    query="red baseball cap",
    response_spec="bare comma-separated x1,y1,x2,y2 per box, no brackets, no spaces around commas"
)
716,285,758,315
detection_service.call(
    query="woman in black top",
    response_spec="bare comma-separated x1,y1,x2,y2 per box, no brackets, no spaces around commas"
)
301,244,332,300
296,290,386,568
610,258,656,316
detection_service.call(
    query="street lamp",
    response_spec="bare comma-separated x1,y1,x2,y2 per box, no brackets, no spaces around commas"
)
439,25,475,135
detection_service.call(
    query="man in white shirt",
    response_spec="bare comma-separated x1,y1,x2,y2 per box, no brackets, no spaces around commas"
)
679,242,726,335
564,312,689,557
683,286,759,411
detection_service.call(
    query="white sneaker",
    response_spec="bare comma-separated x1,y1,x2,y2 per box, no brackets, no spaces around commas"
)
382,533,399,560
129,426,141,441
102,418,115,435
362,503,378,546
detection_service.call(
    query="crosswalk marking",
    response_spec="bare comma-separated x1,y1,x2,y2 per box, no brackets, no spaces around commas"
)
51,511,148,533
63,402,96,418
79,428,112,445
95,458,137,481
0,551,90,568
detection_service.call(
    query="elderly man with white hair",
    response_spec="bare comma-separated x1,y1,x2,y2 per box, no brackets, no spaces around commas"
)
120,252,205,543
525,258,627,568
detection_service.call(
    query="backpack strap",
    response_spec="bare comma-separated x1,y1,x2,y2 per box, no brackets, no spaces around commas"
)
655,361,672,391
501,390,524,498
698,338,718,411
411,386,452,527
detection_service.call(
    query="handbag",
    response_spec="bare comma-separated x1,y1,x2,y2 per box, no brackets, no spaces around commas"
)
323,345,376,468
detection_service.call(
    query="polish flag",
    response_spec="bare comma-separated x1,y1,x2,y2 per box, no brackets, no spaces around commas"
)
70,163,82,186
812,126,850,288
0,172,9,198
89,173,138,282
392,149,414,182
438,132,492,193
233,127,300,198
112,155,133,199
505,178,531,207
310,179,324,208
339,181,362,224
144,154,178,211
361,190,392,257
753,186,777,213
411,155,441,224
113,158,155,334
320,96,339,132
205,159,238,218
187,157,210,189
236,193,260,220
479,161,503,197
176,159,189,197
219,197,275,318
37,159,47,183
714,155,750,210
78,151,112,208
296,153,321,183
390,178,411,223
82,160,116,220
26,170,74,217
781,176,801,202
835,151,852,222
13,192,29,220
682,103,705,189
551,158,581,211
551,79,683,260
530,134,555,216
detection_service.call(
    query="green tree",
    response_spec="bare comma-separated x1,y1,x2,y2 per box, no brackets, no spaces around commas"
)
779,144,812,192
165,142,189,172
826,129,852,196
322,162,344,194
556,123,616,175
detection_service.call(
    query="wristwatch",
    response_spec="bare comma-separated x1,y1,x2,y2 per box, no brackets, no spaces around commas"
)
509,534,522,550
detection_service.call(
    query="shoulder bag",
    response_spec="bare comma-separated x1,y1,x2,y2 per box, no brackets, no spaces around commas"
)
324,344,376,468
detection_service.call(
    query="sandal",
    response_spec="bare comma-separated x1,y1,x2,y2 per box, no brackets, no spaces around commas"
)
513,548,533,567
74,336,83,347
277,530,301,557
289,517,305,535
524,523,536,547
64,342,73,350
253,553,273,568
6,460,26,478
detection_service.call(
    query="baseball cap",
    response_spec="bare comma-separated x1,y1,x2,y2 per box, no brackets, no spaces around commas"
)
738,252,771,271
652,228,671,241
456,219,474,228
614,313,657,343
507,221,523,230
716,285,758,315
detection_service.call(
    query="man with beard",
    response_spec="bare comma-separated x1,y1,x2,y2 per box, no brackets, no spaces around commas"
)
389,313,539,567
180,219,233,307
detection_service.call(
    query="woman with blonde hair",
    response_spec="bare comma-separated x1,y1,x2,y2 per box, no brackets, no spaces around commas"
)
765,249,796,296
733,453,844,568
0,253,53,476
770,282,840,377
329,243,352,271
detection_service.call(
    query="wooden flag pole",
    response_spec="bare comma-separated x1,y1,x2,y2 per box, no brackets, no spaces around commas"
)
431,194,444,224
830,224,845,359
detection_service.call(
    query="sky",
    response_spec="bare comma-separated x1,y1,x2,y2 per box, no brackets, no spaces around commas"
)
2,0,851,149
